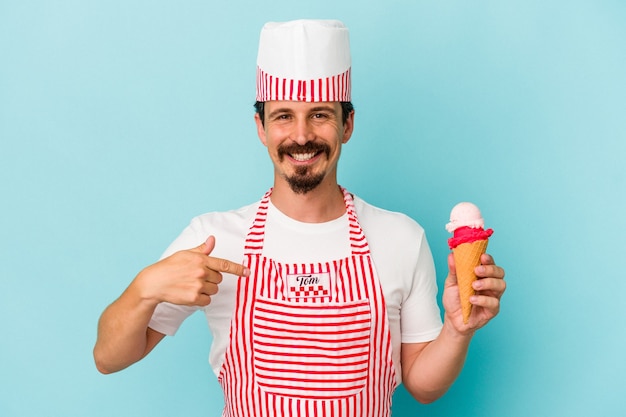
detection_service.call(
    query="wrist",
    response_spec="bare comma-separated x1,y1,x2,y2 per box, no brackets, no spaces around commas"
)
128,267,162,308
441,318,475,342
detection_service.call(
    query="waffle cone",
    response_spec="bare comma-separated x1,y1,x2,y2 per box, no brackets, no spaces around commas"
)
453,239,489,324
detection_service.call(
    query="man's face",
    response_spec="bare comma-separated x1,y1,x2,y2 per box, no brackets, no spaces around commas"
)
255,101,354,194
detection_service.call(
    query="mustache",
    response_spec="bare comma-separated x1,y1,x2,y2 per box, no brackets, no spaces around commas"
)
277,142,331,159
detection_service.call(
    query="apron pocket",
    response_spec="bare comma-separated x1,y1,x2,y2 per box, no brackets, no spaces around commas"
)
252,296,372,400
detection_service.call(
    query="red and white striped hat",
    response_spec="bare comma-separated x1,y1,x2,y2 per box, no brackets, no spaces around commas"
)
256,19,351,102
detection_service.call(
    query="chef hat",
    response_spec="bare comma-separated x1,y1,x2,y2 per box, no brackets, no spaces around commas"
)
256,19,351,102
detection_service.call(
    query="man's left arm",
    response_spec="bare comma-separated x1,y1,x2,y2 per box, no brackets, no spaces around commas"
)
401,253,506,403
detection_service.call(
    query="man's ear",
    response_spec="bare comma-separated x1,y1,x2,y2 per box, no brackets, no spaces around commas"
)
254,113,267,146
342,110,355,144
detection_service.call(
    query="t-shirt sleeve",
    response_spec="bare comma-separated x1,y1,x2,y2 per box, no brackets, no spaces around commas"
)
148,218,204,336
400,232,443,343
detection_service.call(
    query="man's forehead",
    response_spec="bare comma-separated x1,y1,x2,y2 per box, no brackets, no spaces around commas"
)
264,101,341,112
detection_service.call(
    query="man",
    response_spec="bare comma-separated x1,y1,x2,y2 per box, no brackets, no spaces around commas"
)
94,19,506,416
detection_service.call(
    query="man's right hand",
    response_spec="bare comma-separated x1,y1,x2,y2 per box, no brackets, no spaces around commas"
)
134,235,250,307
94,235,248,374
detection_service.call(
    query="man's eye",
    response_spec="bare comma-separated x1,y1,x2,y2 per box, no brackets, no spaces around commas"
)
313,113,328,119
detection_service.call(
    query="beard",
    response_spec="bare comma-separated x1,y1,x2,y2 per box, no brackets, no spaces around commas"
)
285,167,325,194
277,142,331,195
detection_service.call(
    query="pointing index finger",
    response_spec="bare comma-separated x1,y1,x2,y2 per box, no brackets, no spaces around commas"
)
206,256,250,277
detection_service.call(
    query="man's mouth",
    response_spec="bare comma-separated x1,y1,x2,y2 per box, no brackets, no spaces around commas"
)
278,143,330,162
290,152,318,162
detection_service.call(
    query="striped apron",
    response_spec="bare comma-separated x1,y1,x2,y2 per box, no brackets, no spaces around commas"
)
218,188,397,416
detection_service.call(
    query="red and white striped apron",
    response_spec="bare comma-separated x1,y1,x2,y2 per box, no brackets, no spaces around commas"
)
218,188,397,416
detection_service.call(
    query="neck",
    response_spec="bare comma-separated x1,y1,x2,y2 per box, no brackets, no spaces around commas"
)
270,180,346,223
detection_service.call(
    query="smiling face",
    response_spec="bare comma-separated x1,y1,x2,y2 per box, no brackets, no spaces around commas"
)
255,101,354,194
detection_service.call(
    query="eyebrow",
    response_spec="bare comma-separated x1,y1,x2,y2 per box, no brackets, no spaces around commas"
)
308,105,336,113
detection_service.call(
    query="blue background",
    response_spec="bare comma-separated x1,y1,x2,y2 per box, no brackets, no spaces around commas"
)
1,1,625,416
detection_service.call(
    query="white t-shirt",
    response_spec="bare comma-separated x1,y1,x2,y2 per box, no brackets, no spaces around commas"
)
149,195,443,383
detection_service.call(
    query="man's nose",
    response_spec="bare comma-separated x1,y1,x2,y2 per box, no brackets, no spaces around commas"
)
292,118,315,144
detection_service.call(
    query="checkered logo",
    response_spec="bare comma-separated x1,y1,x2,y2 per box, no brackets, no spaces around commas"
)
286,272,330,299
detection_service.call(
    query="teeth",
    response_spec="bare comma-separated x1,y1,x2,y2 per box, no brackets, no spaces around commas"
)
291,152,316,162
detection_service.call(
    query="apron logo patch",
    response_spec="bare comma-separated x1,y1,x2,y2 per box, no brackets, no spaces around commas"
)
286,272,330,299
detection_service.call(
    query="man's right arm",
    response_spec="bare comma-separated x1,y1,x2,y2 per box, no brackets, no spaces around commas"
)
93,284,166,374
93,236,249,374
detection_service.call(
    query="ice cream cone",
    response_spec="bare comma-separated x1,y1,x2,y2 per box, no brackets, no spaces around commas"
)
453,238,489,324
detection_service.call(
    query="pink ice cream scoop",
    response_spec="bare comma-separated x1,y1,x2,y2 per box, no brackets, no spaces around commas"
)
446,202,493,249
